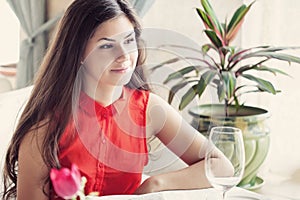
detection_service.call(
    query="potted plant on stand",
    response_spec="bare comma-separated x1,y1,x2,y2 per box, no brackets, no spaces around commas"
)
151,0,300,190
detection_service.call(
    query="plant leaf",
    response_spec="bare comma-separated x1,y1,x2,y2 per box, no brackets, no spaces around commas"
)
179,84,198,110
236,65,291,77
226,4,247,35
244,52,300,64
202,44,214,54
164,66,196,84
235,84,248,93
179,70,217,110
256,85,280,94
150,57,181,71
196,70,218,98
252,66,291,77
196,8,214,30
229,46,270,63
201,0,224,37
233,95,240,108
222,71,236,98
217,82,226,102
202,70,218,84
240,88,281,95
226,2,254,42
168,81,190,104
204,30,223,48
241,74,276,94
230,47,300,70
235,65,253,75
255,46,300,53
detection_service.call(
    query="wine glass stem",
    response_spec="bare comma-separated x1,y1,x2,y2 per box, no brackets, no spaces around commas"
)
222,191,227,200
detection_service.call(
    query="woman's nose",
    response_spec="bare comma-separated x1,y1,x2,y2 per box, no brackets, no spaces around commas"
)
115,45,130,63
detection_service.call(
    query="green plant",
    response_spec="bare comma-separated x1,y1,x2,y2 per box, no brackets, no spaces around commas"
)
152,0,300,116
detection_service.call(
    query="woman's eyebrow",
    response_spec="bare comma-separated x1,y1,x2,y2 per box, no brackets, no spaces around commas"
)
124,31,135,39
97,31,135,42
98,37,116,42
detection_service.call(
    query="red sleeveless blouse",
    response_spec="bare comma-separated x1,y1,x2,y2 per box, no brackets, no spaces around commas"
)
55,87,149,198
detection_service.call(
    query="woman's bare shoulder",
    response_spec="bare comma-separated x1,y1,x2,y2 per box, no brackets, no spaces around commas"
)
20,119,50,148
18,119,50,168
17,120,50,199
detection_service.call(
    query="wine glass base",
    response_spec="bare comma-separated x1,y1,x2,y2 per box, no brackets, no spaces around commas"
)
205,189,269,200
206,195,264,200
239,176,265,190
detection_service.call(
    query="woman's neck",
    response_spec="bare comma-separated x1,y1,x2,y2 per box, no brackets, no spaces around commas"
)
83,84,123,107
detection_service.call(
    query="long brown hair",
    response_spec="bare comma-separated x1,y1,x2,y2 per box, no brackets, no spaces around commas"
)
2,0,148,199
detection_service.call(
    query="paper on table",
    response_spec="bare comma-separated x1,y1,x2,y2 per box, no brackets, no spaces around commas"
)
86,189,208,200
87,192,165,200
86,187,270,200
128,193,164,200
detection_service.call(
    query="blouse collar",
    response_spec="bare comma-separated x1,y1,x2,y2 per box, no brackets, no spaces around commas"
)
78,87,130,116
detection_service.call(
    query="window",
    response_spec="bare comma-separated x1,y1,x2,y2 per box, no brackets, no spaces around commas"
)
0,1,20,64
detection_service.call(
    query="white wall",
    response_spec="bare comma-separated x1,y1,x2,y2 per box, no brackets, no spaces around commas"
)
240,0,300,177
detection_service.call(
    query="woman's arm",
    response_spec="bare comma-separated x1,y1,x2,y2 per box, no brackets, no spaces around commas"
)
17,127,49,200
135,93,232,194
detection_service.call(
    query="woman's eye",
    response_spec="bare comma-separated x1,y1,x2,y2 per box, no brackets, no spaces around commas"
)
124,37,136,45
99,44,113,49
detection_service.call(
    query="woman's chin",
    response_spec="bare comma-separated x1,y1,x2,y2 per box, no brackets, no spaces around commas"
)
108,73,133,86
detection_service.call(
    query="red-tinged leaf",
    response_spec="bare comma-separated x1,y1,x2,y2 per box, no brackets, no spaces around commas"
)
228,46,271,67
256,47,293,52
226,2,254,43
244,52,300,64
235,65,253,75
226,18,243,43
205,15,224,42
229,48,251,63
196,8,214,30
201,0,224,38
204,30,223,48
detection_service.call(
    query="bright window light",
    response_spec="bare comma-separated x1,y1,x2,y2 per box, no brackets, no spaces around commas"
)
0,1,20,64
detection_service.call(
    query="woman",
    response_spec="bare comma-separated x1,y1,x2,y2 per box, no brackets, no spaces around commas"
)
2,0,232,199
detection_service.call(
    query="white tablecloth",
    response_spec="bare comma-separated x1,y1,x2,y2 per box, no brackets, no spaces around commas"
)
87,187,270,200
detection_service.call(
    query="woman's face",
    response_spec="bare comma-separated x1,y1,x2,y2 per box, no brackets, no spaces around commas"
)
82,15,138,88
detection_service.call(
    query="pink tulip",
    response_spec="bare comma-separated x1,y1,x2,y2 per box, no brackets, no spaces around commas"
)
50,164,82,199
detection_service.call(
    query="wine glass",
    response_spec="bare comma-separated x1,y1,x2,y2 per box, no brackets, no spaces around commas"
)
205,126,245,199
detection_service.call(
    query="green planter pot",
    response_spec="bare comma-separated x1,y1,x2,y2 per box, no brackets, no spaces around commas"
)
189,104,270,190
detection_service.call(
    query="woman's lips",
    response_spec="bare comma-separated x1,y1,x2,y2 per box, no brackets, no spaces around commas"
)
110,66,130,73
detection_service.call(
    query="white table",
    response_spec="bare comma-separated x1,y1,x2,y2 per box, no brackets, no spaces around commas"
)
87,187,270,200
